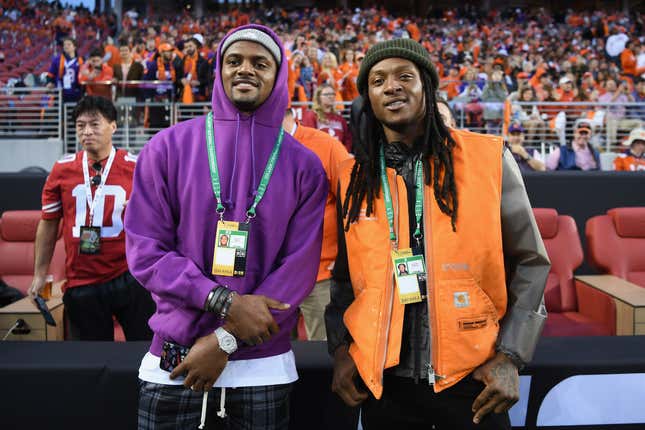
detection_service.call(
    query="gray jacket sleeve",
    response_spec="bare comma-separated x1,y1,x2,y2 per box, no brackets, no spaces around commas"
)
496,148,550,367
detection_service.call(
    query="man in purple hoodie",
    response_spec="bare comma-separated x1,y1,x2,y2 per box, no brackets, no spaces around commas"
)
126,25,327,429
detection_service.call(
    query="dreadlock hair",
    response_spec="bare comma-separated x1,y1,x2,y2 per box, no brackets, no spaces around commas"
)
342,68,459,233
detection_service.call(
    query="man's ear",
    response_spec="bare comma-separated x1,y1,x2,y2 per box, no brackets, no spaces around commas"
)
110,121,117,134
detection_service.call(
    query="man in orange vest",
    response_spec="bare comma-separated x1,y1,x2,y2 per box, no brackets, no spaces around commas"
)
282,108,351,340
325,38,549,429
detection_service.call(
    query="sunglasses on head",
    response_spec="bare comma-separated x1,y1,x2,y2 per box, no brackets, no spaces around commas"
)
91,162,102,186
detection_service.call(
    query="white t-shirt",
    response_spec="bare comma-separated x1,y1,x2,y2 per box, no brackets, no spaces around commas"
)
138,350,298,388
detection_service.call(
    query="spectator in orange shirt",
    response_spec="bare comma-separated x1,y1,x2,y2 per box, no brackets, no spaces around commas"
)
318,51,343,96
282,108,351,340
103,37,121,69
338,49,359,102
614,128,645,171
79,48,114,100
440,67,461,100
620,40,645,79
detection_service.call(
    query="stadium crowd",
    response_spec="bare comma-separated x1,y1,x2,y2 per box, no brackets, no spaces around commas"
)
1,1,644,151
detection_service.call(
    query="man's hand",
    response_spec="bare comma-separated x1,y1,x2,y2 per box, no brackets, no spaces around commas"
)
510,144,528,159
28,276,46,299
471,352,519,424
331,344,368,407
169,334,228,392
226,294,290,345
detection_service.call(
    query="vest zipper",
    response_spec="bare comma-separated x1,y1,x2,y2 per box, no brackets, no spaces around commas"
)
378,170,398,388
423,175,445,386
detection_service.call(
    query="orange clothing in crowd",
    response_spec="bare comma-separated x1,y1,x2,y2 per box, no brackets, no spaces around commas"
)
287,58,301,102
104,44,121,68
78,62,114,99
620,48,645,77
435,62,445,79
293,124,351,281
406,22,420,41
339,61,359,102
614,152,645,171
440,77,461,100
318,68,343,89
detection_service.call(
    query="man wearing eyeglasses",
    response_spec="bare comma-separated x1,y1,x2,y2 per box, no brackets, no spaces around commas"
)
29,95,155,341
546,120,600,171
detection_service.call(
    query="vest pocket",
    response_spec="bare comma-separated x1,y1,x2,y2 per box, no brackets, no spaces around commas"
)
344,288,381,363
435,278,499,378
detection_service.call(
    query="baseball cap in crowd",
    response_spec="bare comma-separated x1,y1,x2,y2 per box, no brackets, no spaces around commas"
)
559,76,572,85
508,122,525,134
517,72,529,79
191,33,205,47
624,128,645,146
575,120,592,133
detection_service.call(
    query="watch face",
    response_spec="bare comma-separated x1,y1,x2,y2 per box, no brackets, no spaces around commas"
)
220,335,236,352
216,330,237,354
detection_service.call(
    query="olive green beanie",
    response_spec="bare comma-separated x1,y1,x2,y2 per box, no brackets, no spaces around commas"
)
356,38,439,94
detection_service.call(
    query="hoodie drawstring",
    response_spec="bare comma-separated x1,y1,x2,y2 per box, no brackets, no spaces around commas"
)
196,388,227,429
250,115,258,198
226,113,241,207
197,391,208,429
217,387,227,418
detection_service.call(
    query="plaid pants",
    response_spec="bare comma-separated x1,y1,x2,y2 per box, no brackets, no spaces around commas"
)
138,380,292,430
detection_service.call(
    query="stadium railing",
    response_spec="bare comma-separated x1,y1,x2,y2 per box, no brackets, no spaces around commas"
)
63,100,174,154
3,86,642,162
0,87,62,140
450,100,644,154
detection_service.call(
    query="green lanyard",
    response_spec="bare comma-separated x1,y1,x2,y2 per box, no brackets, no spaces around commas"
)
206,111,284,222
379,146,424,245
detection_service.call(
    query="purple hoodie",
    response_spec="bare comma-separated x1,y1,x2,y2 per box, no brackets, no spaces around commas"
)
125,25,327,360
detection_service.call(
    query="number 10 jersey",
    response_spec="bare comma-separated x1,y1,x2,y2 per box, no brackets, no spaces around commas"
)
41,149,137,288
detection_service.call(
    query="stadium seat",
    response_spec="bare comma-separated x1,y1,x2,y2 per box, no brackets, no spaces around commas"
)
586,207,645,288
0,211,126,341
0,210,65,296
533,208,615,336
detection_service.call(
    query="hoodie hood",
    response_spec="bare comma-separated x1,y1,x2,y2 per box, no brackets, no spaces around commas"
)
208,24,289,214
212,24,288,127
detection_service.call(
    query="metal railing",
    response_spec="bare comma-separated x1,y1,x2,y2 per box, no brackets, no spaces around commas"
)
64,100,173,154
3,86,643,158
0,87,62,139
449,100,644,153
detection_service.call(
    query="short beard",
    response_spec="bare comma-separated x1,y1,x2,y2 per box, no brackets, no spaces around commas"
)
232,98,260,113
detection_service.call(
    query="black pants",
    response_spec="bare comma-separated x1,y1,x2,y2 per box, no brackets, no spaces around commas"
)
63,271,155,341
361,375,511,430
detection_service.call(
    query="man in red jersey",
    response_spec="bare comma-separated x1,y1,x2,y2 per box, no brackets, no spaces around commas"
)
28,96,155,341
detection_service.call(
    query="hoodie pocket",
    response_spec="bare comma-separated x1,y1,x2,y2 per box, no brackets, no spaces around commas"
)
435,277,499,377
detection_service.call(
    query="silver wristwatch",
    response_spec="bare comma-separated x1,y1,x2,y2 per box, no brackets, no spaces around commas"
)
214,327,237,354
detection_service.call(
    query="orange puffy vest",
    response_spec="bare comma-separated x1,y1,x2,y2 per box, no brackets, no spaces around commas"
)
339,129,506,399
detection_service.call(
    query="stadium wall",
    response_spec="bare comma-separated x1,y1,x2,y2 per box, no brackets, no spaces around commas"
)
2,171,644,274
0,139,63,173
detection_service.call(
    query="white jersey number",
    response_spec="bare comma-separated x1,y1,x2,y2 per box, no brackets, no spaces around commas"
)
71,184,126,238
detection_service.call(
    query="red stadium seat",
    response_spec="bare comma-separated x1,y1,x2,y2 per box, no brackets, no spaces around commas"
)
586,207,645,288
0,211,65,296
534,208,615,336
0,211,126,341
